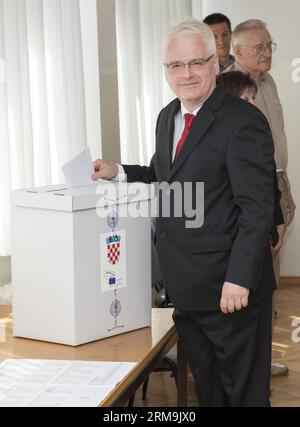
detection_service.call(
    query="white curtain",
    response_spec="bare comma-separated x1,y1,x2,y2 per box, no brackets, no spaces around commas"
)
115,0,203,166
0,0,101,256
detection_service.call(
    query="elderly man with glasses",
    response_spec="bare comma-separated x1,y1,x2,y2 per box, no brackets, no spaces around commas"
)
93,19,276,406
226,19,296,377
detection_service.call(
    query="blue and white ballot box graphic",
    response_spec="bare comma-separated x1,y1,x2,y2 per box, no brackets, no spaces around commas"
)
100,230,127,333
11,182,153,346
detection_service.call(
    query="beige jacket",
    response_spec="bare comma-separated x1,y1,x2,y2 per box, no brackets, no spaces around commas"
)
225,61,288,172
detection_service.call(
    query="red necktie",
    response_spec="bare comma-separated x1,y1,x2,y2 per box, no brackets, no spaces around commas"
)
175,113,196,159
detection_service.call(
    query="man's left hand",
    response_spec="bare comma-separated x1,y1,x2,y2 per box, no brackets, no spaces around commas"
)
271,223,286,254
286,191,296,226
220,282,250,314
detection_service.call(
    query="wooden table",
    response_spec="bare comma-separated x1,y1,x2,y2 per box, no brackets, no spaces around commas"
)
0,306,187,407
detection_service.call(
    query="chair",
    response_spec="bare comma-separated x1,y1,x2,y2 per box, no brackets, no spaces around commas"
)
141,341,177,400
128,282,177,406
128,219,177,406
143,281,178,401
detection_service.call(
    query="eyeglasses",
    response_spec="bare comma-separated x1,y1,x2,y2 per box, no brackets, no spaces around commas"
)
248,41,277,56
164,55,215,73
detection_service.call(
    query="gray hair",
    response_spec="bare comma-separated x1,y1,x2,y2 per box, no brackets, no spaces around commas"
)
232,19,268,48
162,18,216,58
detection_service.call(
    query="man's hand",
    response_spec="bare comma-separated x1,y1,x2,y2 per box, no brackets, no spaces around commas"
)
271,223,286,254
286,191,296,226
92,159,118,181
220,282,250,314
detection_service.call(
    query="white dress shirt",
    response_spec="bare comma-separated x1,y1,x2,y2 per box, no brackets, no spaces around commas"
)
115,102,203,180
172,104,202,162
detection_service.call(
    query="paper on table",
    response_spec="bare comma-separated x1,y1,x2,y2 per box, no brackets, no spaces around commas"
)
0,359,136,407
61,147,95,188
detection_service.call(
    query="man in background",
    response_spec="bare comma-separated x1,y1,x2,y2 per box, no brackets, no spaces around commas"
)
228,19,296,376
204,13,235,72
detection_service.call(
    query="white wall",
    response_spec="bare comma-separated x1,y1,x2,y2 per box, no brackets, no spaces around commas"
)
203,0,300,276
97,0,121,163
0,257,10,285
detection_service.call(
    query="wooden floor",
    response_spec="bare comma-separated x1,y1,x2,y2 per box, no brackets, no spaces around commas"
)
270,283,300,407
132,284,300,407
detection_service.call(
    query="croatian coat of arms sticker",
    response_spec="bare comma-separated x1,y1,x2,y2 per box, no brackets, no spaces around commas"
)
100,230,126,292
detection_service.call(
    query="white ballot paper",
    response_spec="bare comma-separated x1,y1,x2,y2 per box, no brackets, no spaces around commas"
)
0,359,136,407
62,147,95,188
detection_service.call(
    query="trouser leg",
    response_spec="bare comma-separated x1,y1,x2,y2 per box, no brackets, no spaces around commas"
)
173,297,272,407
173,309,226,407
213,297,273,407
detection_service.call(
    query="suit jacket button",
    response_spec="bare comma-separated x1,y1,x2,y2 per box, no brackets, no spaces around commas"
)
161,232,167,239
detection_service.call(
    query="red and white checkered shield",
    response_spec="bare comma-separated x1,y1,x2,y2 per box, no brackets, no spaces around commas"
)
107,242,120,265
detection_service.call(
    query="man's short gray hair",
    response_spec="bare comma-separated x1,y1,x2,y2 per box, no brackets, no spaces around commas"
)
163,18,216,58
232,19,268,47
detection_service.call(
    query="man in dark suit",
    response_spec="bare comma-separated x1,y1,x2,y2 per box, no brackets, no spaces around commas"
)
92,19,276,407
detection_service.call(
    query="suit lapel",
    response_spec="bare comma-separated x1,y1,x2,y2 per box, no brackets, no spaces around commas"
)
169,110,215,180
168,85,226,181
161,99,180,177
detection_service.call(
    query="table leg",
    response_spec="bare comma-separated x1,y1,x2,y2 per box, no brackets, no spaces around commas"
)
176,339,188,406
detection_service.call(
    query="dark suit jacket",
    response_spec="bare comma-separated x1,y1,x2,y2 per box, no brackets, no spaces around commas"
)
271,170,284,246
124,85,276,311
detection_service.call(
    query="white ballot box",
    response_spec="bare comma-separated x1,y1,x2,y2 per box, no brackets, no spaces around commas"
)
12,182,154,346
